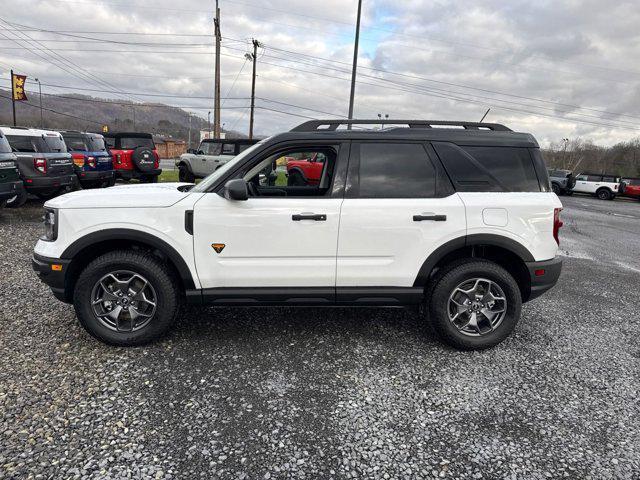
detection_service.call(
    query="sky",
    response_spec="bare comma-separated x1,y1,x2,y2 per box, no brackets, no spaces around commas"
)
1,0,639,145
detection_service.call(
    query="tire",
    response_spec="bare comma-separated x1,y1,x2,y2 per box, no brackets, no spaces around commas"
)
6,188,27,208
178,165,195,183
551,183,561,195
287,171,305,186
565,190,573,196
596,188,611,200
0,199,6,209
107,177,116,187
427,259,522,350
131,146,155,173
73,250,181,346
140,175,158,183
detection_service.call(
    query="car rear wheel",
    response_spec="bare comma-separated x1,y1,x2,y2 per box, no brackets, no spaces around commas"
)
5,189,27,208
551,183,561,195
73,250,180,346
596,188,612,200
427,259,522,350
178,165,195,183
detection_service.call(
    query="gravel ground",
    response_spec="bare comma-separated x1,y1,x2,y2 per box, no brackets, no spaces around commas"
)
1,194,639,479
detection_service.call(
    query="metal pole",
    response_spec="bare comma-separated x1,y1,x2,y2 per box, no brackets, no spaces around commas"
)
213,0,221,138
35,78,43,128
347,0,363,127
188,115,192,149
479,108,490,123
208,111,211,138
132,105,136,130
10,69,16,127
249,39,258,140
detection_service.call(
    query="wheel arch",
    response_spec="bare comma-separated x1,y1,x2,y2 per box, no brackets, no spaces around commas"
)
61,228,196,302
414,234,535,302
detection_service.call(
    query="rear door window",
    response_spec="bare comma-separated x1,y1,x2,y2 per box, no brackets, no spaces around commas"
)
432,142,541,192
602,176,617,183
351,143,444,198
586,175,602,182
222,143,235,155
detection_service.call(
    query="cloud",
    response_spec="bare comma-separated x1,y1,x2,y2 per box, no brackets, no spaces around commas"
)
0,0,639,145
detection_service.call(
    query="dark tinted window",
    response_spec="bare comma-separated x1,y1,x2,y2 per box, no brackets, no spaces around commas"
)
222,143,235,155
6,135,45,153
433,142,541,192
63,134,88,151
43,135,67,153
357,143,437,198
602,176,617,183
586,175,602,182
120,137,154,149
104,136,115,148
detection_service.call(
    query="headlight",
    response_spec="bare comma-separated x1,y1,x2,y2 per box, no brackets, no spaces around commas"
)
42,208,58,241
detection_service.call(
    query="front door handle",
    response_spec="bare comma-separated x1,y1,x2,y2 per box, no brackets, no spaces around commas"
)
292,213,327,221
413,214,447,222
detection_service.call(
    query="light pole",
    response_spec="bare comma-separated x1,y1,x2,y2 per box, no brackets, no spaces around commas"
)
208,111,211,138
562,137,569,169
347,0,363,128
188,114,192,149
35,77,43,128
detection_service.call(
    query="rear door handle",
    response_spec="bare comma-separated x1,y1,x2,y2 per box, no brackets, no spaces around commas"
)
292,213,327,221
413,214,447,222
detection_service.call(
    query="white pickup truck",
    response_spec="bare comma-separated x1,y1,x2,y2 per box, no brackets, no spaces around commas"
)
176,138,258,182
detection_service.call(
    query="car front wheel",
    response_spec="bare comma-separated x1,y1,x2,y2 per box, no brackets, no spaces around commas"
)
73,250,180,346
178,165,195,183
427,259,522,350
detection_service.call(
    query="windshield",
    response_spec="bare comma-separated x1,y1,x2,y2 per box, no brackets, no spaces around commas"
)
191,137,270,193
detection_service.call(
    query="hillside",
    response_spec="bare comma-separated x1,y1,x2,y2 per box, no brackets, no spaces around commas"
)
0,89,247,141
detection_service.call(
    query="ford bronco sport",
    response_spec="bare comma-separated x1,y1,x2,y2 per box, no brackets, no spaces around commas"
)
0,131,25,208
572,172,621,200
177,138,258,182
104,132,161,183
1,126,76,202
32,120,563,350
61,131,115,188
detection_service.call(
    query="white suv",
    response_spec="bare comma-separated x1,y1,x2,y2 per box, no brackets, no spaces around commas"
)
32,120,563,350
572,172,621,200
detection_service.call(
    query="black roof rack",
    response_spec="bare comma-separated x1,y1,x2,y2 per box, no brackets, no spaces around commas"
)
290,119,511,132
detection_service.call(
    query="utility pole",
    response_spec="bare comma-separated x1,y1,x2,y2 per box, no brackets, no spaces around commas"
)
10,69,16,127
188,114,192,149
213,0,222,139
208,111,211,138
248,39,260,140
35,78,43,128
132,105,136,130
347,0,363,128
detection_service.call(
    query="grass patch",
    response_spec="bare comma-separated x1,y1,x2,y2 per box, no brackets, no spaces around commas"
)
159,169,179,183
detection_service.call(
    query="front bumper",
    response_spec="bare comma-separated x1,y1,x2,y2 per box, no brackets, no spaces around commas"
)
77,169,115,184
32,253,71,303
23,174,76,193
526,256,562,301
0,180,24,201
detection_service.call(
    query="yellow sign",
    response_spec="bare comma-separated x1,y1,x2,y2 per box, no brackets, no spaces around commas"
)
11,73,27,101
102,125,109,133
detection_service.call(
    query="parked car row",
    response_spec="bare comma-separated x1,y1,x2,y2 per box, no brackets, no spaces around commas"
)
548,168,639,201
0,127,162,208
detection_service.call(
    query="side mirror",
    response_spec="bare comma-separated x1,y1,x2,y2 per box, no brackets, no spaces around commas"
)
224,178,249,201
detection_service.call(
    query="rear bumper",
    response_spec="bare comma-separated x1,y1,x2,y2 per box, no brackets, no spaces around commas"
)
0,180,24,201
23,174,77,193
526,256,562,301
77,169,115,183
32,253,71,302
115,168,162,180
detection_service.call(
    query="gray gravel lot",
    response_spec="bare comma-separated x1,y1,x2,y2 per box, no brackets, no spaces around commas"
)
1,193,639,479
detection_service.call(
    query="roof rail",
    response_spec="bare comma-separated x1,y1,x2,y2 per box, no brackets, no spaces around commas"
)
290,119,512,132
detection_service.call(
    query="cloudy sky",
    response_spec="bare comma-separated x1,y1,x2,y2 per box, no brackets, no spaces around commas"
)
1,0,639,145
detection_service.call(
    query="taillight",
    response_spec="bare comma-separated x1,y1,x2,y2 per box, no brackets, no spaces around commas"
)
34,157,47,174
86,156,96,168
72,153,85,168
115,153,122,165
153,150,159,168
553,208,563,246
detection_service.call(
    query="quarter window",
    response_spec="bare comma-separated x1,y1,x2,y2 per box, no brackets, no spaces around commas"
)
356,143,438,198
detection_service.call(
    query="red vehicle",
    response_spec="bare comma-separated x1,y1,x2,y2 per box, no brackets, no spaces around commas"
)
285,152,327,186
103,132,161,182
622,178,640,200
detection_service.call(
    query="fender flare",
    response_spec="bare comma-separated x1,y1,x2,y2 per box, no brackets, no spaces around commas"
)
413,234,535,286
176,160,194,174
61,228,196,289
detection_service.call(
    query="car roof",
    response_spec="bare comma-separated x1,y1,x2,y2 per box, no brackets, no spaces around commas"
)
270,119,539,148
60,130,104,138
0,126,63,137
201,138,257,144
578,172,620,177
103,132,153,138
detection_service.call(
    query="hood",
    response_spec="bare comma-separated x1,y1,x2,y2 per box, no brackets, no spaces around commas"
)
45,182,195,209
